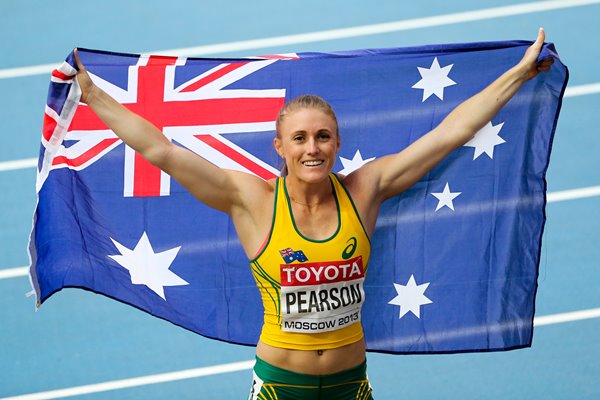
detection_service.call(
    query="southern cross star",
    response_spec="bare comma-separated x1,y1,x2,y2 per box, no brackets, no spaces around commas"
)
412,57,456,101
431,182,461,211
463,121,506,160
338,150,375,176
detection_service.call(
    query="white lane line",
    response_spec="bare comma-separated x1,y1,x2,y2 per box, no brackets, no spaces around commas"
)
534,307,600,326
1,307,599,400
1,79,600,174
0,267,28,279
0,158,37,172
153,0,600,56
0,360,255,400
2,0,600,79
546,186,600,202
0,64,59,80
564,83,600,98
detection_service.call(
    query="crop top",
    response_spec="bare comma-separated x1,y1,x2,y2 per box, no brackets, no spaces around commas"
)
250,174,371,350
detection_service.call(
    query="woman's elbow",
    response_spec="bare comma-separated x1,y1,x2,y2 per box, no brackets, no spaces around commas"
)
143,141,175,170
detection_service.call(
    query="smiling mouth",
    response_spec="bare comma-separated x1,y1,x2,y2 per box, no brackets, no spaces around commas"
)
302,160,324,167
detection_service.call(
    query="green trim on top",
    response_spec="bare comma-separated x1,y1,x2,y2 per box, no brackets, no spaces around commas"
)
283,174,341,243
331,173,372,245
248,179,279,263
251,259,280,289
250,260,281,321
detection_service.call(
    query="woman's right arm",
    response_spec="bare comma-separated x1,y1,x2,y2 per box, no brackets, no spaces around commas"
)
74,49,267,214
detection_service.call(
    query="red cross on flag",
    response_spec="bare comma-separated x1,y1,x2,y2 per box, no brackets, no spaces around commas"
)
50,55,288,197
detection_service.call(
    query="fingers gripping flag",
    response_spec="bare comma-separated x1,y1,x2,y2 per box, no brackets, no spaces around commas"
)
29,42,568,353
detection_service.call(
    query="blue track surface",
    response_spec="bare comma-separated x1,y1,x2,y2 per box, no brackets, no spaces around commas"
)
1,1,599,398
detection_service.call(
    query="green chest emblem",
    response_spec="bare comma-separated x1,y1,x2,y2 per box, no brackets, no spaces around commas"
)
342,237,357,260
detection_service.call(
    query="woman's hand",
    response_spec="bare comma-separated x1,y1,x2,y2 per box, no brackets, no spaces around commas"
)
73,48,98,104
516,28,554,81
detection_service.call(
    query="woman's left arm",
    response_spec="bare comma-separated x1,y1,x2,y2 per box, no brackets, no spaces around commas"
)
359,28,553,203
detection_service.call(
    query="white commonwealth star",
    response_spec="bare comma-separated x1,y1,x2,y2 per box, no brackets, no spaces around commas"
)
412,57,456,101
431,182,461,211
463,121,506,160
388,275,433,319
108,232,188,300
338,150,375,176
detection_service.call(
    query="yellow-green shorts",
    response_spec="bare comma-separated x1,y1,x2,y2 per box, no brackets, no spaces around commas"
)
248,356,374,400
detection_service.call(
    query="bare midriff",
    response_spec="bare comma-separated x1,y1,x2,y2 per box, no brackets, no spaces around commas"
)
256,338,366,375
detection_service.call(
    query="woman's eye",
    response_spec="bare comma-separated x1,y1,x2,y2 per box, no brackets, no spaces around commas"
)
293,136,304,142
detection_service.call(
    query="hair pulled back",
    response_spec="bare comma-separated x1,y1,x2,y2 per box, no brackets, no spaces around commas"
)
275,95,338,176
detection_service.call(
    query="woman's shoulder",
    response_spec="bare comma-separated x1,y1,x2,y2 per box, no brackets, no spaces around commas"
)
226,169,278,193
335,165,375,194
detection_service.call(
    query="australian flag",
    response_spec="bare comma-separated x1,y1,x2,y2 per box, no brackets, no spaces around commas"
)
29,42,568,354
279,248,309,264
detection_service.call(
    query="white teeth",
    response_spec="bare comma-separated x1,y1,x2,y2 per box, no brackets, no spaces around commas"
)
303,160,323,166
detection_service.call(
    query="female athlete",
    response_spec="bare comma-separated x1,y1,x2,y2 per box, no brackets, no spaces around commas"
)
73,28,553,400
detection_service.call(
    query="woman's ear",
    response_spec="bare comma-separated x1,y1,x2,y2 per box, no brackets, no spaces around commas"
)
273,137,283,158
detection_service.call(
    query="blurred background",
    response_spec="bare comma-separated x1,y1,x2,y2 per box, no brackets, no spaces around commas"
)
1,1,599,398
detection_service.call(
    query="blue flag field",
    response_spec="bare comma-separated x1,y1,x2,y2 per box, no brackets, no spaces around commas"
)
29,41,568,354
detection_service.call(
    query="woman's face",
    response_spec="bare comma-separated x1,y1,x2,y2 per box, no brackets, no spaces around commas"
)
274,107,340,184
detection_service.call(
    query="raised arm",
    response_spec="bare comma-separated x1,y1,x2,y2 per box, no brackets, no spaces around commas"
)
73,49,268,214
354,29,553,204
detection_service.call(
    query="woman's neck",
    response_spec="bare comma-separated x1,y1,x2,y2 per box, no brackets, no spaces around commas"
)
285,175,332,209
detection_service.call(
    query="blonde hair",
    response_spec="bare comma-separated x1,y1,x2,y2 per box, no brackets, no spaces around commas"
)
275,95,338,176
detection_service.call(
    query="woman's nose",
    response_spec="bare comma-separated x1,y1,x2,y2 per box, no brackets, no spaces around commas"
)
306,138,320,154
